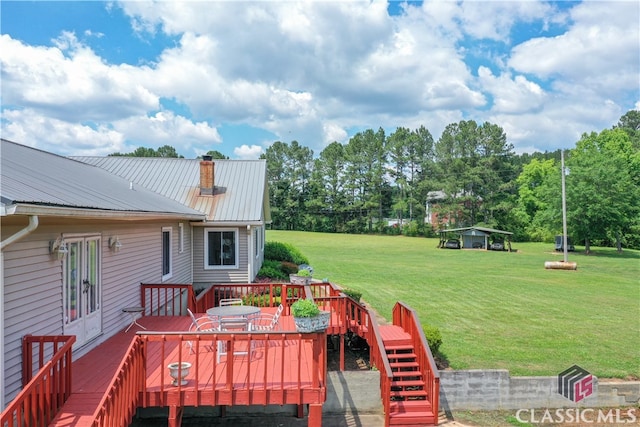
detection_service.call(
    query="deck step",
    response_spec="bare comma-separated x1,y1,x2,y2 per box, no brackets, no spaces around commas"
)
391,379,425,388
383,330,437,425
387,352,417,360
390,361,419,370
385,344,414,352
388,413,437,426
389,399,433,412
392,371,424,380
391,389,428,399
389,400,436,425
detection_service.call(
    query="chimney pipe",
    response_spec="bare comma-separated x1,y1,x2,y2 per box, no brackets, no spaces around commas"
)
200,156,215,195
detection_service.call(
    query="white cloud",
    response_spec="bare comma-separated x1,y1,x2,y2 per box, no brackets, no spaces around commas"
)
508,2,639,96
458,1,556,42
0,33,158,121
233,144,263,160
113,111,222,151
117,1,485,146
323,123,348,145
1,0,638,158
478,67,546,114
1,109,125,156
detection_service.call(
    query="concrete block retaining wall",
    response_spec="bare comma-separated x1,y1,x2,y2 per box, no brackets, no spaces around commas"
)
440,370,640,411
136,369,639,420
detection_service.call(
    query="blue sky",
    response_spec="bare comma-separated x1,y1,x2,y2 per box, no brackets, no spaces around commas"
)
1,1,638,159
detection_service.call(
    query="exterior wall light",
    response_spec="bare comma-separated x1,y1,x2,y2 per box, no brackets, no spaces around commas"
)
49,237,68,260
109,236,122,252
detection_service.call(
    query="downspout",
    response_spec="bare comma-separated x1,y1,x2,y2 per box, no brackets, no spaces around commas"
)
247,225,252,282
189,224,194,286
0,215,39,410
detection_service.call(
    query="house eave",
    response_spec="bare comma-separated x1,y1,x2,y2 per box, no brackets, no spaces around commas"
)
190,220,265,227
2,203,207,221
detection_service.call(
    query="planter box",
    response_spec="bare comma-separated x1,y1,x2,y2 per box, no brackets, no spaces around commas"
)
293,310,330,332
289,274,312,285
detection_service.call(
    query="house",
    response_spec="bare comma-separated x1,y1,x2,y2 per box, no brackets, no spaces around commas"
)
72,154,272,286
425,190,471,228
0,139,271,408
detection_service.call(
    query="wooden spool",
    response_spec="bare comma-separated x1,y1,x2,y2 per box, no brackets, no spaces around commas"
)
544,261,578,270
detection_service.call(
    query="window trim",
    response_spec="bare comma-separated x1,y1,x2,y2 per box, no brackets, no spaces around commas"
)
204,228,239,270
162,227,173,281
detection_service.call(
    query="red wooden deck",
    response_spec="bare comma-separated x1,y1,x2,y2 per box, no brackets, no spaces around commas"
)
49,309,326,427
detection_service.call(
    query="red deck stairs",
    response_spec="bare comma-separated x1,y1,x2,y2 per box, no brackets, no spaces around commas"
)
380,325,437,426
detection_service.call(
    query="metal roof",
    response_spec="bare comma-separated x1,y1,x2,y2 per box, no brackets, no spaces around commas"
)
437,226,513,235
0,139,205,219
71,156,269,223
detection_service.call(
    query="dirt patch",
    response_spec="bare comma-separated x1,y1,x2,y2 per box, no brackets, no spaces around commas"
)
327,333,371,371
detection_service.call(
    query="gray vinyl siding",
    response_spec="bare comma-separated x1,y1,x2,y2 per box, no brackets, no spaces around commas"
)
1,220,192,405
251,226,265,280
3,231,63,404
192,226,249,283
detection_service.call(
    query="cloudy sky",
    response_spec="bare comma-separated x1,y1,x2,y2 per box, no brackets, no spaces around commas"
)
1,1,638,159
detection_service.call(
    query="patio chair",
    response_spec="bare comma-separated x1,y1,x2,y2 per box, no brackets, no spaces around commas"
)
219,298,243,306
186,308,218,354
187,308,208,328
217,317,251,363
252,304,284,332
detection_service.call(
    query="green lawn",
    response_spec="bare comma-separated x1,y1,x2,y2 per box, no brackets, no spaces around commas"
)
267,230,640,378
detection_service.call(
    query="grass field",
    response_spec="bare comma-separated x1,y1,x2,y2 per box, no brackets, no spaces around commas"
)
267,230,640,379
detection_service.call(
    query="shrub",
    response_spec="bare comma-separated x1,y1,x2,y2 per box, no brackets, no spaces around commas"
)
257,260,287,280
264,241,310,265
422,324,443,354
291,299,320,318
243,293,279,307
295,269,311,277
342,288,362,302
402,220,422,237
280,261,299,275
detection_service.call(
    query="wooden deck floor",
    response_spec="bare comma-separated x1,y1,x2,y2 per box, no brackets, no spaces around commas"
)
49,309,324,427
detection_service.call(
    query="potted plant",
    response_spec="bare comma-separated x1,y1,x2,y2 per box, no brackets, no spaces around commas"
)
291,298,330,332
289,268,312,285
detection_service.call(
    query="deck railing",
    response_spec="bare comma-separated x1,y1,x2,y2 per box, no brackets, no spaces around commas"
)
342,295,370,336
140,283,195,316
137,329,327,408
91,336,145,427
392,302,440,421
194,283,285,312
1,335,75,427
313,295,348,334
366,309,394,427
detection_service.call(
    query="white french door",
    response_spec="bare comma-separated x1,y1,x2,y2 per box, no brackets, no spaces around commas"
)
63,235,102,348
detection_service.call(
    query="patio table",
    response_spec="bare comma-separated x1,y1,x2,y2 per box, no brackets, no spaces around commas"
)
206,305,261,327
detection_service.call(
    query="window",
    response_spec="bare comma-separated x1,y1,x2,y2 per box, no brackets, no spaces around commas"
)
162,227,172,281
205,228,238,269
178,223,184,254
254,228,259,257
254,227,263,258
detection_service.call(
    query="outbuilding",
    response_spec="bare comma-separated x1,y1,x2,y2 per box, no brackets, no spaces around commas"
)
438,226,514,251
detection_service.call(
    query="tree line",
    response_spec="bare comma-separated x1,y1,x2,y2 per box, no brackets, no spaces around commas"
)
261,111,639,250
111,110,640,250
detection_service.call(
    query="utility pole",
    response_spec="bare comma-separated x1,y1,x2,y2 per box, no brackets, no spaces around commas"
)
561,150,568,263
544,150,576,270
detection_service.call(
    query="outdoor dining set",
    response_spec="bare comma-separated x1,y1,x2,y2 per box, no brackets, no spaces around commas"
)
186,298,285,362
